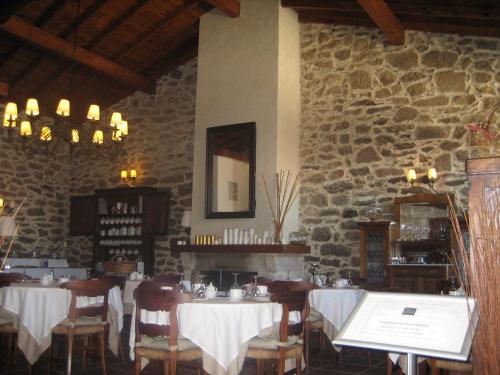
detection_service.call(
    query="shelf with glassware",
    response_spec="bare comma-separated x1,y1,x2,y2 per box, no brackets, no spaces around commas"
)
170,239,310,254
70,186,170,275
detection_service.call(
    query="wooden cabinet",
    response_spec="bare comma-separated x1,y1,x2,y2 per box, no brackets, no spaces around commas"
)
70,187,170,275
358,221,390,281
388,265,451,293
69,196,96,235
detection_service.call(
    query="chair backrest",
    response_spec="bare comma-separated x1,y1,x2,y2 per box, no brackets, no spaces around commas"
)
153,274,181,284
60,279,113,323
270,290,308,341
133,281,191,346
0,272,30,287
362,279,389,291
267,280,316,293
100,275,127,291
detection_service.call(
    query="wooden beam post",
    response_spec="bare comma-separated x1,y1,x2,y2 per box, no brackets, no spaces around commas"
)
0,82,9,97
0,16,155,92
204,0,240,18
356,0,404,45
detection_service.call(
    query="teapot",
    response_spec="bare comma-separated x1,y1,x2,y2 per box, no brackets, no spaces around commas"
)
41,273,52,285
206,282,217,298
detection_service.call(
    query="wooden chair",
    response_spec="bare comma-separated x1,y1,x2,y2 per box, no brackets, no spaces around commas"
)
428,358,472,374
133,281,202,375
48,279,114,375
264,281,324,366
246,289,308,375
0,272,31,366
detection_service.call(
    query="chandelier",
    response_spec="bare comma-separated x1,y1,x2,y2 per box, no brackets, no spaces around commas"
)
2,99,129,152
1,0,129,153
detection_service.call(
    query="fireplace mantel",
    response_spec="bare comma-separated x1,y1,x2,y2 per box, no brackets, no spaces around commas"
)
171,242,310,254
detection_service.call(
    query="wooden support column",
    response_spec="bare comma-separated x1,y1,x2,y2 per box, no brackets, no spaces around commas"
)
356,0,404,45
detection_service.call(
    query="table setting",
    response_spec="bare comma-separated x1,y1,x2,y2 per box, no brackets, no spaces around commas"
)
0,277,123,364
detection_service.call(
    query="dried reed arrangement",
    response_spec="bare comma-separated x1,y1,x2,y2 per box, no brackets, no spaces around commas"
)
448,188,499,373
0,199,24,271
260,170,302,243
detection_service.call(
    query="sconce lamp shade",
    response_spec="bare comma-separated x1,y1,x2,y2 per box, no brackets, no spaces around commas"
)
110,112,122,127
20,121,32,136
3,114,11,127
87,104,100,121
0,216,17,237
0,198,4,208
130,169,137,179
120,170,127,179
181,210,192,228
56,99,70,117
427,168,437,180
5,102,18,120
406,169,417,183
26,98,39,116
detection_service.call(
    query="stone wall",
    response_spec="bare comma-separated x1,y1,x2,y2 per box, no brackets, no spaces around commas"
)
299,24,499,277
0,119,70,259
66,60,197,273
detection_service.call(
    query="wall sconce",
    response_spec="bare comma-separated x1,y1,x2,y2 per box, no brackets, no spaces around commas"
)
406,168,438,192
120,169,137,185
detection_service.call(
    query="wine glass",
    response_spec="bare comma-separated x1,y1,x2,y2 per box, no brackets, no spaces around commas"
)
231,273,240,289
179,272,187,293
347,271,352,287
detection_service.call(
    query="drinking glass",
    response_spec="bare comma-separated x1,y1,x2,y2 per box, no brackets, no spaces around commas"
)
231,273,240,289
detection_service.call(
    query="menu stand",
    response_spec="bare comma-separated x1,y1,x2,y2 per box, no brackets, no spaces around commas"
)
333,292,477,375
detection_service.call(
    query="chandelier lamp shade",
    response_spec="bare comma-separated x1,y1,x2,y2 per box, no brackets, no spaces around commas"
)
2,97,129,150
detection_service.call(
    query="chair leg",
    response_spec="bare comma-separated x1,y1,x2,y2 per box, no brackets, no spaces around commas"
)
319,330,325,364
296,355,302,375
66,329,74,375
256,359,264,375
46,342,53,375
367,350,373,368
134,354,141,375
169,351,177,375
164,360,170,375
82,335,89,369
304,323,310,366
98,331,108,375
386,356,393,375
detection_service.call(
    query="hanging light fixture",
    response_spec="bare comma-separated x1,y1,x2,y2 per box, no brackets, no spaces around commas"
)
1,0,129,153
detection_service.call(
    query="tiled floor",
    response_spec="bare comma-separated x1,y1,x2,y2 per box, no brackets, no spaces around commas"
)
0,325,396,375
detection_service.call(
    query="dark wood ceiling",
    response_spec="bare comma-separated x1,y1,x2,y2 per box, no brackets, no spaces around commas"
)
1,0,499,123
0,0,240,121
283,0,500,45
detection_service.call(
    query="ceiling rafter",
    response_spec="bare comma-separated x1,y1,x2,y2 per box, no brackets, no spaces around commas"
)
32,0,151,97
203,0,240,18
7,0,108,87
1,16,155,92
356,0,404,45
0,82,9,96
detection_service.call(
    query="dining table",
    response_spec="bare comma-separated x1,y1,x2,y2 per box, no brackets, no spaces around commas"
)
308,287,366,348
0,280,123,364
129,296,301,375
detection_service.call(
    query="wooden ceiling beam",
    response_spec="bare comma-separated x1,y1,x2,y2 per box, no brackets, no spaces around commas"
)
0,16,155,93
202,0,240,18
0,82,9,97
282,0,500,21
356,0,404,45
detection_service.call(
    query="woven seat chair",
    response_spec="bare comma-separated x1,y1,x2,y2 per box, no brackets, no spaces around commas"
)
428,358,473,374
246,289,308,375
133,281,202,375
48,279,114,375
264,280,324,366
0,272,31,366
153,274,181,284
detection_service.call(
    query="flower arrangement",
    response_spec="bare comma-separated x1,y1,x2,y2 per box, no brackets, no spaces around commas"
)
448,189,499,373
260,170,301,244
465,103,499,157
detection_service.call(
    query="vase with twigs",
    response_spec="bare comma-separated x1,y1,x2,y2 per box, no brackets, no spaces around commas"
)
0,199,24,271
448,189,499,373
260,170,301,244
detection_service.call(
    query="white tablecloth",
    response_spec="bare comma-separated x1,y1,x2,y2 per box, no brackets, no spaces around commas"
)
308,288,366,348
129,297,300,375
124,279,143,314
0,282,123,364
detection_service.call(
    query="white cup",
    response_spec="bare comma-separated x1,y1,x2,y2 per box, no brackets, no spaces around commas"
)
257,285,268,296
206,289,217,299
229,288,244,300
